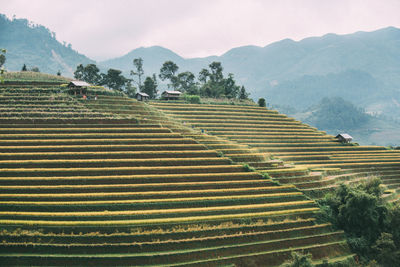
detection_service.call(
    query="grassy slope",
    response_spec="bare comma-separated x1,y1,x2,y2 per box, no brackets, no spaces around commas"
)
3,71,71,83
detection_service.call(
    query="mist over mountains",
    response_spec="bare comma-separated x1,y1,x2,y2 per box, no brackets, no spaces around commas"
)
2,13,400,145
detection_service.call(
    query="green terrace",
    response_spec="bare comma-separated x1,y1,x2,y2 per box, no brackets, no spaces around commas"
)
0,88,116,121
0,85,354,266
150,101,400,202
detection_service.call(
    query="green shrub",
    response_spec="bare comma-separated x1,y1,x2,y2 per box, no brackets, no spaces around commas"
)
261,173,271,179
279,252,314,267
185,94,201,104
371,232,400,267
242,164,256,172
258,98,266,107
318,177,400,265
319,257,356,267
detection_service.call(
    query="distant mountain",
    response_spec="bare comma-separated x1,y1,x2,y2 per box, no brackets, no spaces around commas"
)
99,27,400,119
99,46,216,79
224,27,400,117
0,14,93,76
267,69,382,110
3,13,400,122
101,46,183,73
258,27,400,117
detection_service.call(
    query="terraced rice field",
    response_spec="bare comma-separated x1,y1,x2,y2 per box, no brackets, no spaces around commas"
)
151,102,400,200
0,124,351,266
0,86,354,265
0,86,115,121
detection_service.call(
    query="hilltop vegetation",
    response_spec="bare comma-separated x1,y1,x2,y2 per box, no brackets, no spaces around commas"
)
0,14,93,76
74,60,250,101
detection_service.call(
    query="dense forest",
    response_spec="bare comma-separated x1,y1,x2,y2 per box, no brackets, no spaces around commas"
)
318,178,400,267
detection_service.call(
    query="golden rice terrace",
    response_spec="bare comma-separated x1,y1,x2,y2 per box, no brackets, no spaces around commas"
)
3,80,400,265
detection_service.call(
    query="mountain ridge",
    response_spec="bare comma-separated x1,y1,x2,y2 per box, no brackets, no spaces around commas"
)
2,13,400,122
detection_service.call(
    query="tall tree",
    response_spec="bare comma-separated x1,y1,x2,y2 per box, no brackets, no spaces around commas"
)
176,71,198,94
0,49,6,83
159,61,179,89
208,62,224,84
125,80,137,98
224,73,240,98
0,49,5,69
258,98,266,107
142,74,158,99
21,64,27,71
131,58,144,90
73,64,101,84
239,86,249,100
74,64,84,80
198,68,210,84
101,68,128,92
198,62,225,98
82,64,101,84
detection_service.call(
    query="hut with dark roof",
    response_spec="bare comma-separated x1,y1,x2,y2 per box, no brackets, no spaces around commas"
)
161,90,182,100
68,81,90,95
136,92,149,101
336,133,353,143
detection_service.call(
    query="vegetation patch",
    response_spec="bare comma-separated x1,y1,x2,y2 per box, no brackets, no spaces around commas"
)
318,177,400,266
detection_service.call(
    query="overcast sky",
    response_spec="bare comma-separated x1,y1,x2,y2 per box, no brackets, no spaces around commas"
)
2,0,400,61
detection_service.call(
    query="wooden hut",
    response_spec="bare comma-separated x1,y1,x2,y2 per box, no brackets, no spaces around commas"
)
161,90,182,100
68,81,90,95
136,92,149,101
336,133,353,143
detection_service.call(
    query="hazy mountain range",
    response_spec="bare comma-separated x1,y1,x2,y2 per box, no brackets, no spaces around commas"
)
101,27,400,118
2,14,400,145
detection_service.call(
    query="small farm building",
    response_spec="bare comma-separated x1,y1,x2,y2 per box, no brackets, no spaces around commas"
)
336,133,353,143
136,92,149,101
162,90,182,100
68,81,90,95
